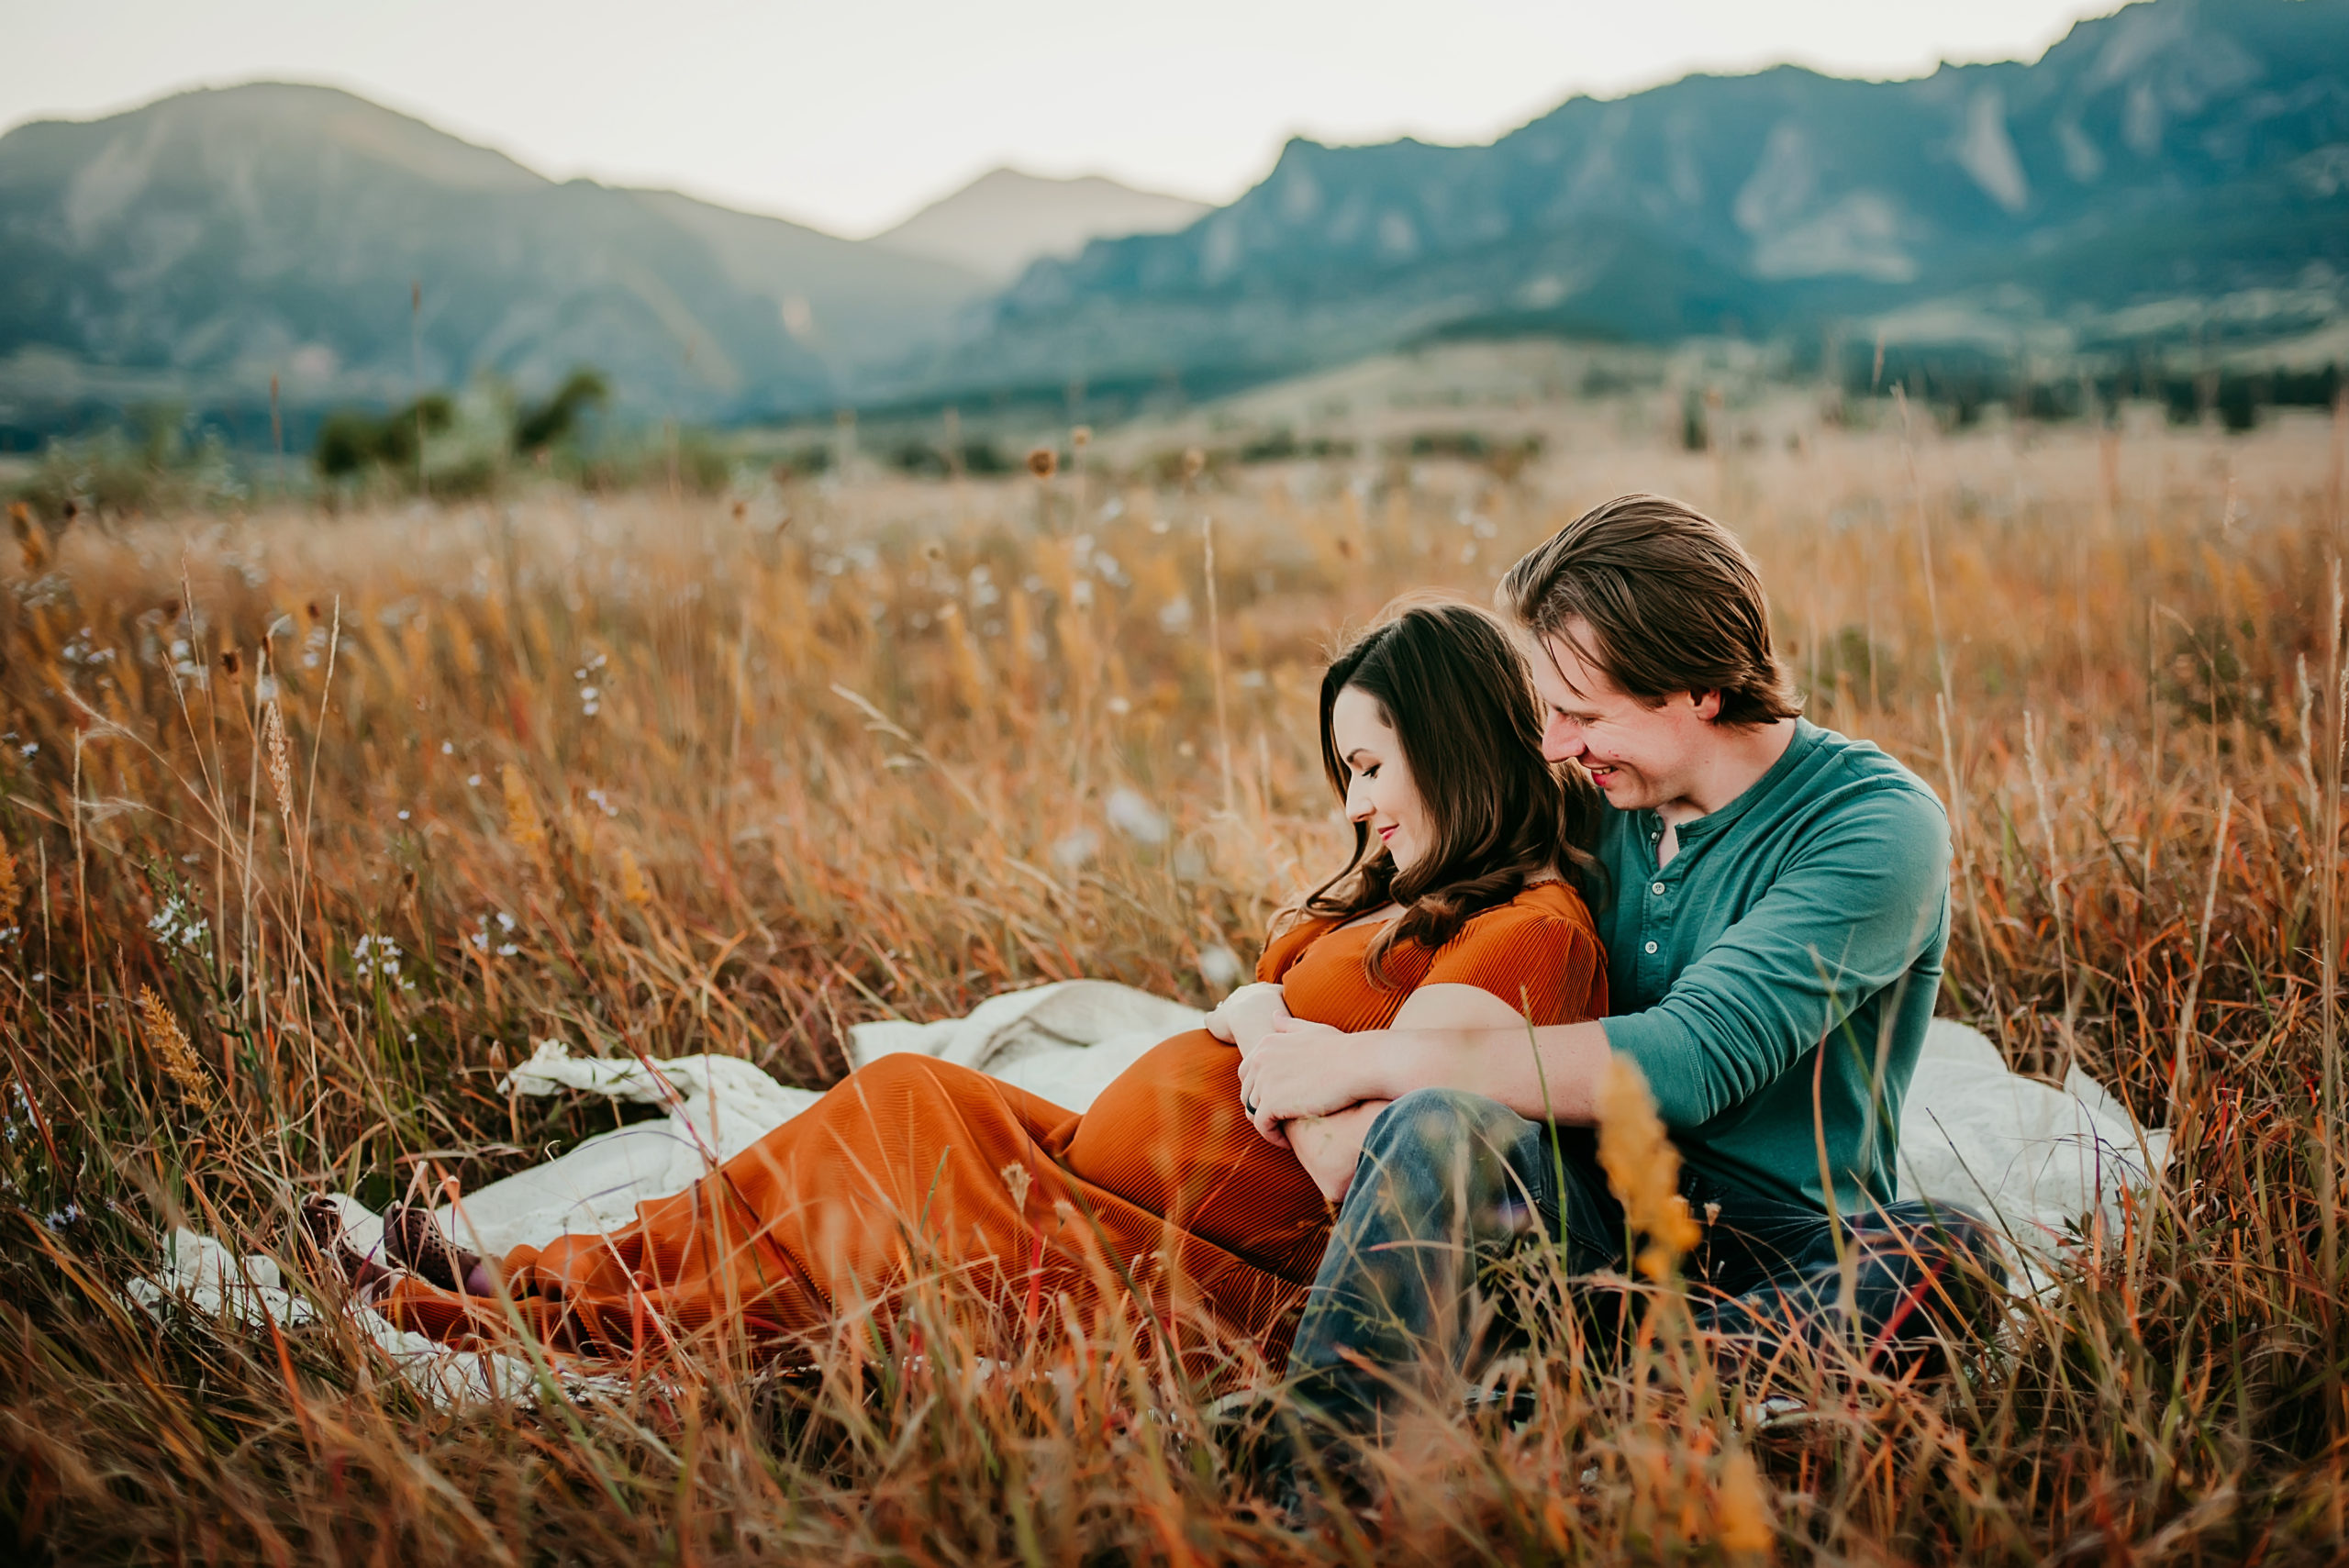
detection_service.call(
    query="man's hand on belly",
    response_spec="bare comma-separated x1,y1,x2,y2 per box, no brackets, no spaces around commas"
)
1240,1017,1390,1141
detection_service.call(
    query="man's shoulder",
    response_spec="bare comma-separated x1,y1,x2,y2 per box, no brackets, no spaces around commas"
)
1784,726,1952,904
1792,722,1948,830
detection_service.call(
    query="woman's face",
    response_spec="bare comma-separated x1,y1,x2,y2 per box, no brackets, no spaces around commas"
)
1332,684,1431,873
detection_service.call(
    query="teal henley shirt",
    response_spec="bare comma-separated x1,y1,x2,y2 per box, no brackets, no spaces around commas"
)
1593,718,1951,1213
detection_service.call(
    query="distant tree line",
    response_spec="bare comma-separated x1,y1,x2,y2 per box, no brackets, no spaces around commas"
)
1845,350,2343,433
314,370,609,482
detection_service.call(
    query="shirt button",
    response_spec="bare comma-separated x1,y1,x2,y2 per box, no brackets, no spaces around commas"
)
1643,940,1659,954
1651,881,1665,895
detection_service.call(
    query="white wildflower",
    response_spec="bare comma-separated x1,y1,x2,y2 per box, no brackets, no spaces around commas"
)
1106,787,1168,845
1050,828,1100,872
147,896,209,951
352,934,414,989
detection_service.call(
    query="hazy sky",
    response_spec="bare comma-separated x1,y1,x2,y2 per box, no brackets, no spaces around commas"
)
6,0,2125,237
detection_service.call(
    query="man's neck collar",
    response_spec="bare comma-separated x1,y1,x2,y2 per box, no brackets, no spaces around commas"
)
1655,718,1804,827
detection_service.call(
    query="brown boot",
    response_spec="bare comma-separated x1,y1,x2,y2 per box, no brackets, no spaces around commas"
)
381,1203,485,1293
295,1194,386,1289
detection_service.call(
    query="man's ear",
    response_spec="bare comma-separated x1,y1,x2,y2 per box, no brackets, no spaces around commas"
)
1688,690,1724,722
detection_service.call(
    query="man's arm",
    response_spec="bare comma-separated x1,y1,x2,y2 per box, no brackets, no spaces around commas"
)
1241,980,1607,1147
1240,1016,1614,1139
1240,788,1949,1135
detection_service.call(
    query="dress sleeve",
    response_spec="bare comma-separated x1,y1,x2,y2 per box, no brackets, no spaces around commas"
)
1418,909,1606,1026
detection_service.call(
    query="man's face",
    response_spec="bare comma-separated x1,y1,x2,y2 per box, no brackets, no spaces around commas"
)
1526,618,1722,816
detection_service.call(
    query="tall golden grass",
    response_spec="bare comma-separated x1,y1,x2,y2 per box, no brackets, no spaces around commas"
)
1,407,2345,1561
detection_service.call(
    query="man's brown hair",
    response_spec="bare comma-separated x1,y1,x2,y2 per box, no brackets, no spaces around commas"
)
1497,494,1800,728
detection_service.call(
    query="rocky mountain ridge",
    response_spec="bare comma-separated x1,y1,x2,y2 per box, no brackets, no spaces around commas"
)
907,0,2349,406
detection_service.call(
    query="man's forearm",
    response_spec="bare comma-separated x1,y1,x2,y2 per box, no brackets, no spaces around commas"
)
1359,1019,1615,1123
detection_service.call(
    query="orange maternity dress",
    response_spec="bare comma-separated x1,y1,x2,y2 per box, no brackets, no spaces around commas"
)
384,882,1604,1372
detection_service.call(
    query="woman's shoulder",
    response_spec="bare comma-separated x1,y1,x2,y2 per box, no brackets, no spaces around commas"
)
1453,880,1598,945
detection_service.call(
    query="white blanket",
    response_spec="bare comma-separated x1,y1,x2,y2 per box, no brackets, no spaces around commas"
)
131,983,2163,1402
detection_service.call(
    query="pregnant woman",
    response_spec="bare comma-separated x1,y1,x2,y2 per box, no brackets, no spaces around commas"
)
354,600,1609,1374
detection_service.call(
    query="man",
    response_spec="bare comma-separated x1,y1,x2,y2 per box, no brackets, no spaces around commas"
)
1228,493,2000,1440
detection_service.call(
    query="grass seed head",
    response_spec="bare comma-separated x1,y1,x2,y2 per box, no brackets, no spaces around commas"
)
1026,447,1058,480
11,500,46,572
1716,1448,1775,1558
261,700,294,823
502,764,547,856
1597,1052,1702,1279
137,985,214,1112
616,847,653,907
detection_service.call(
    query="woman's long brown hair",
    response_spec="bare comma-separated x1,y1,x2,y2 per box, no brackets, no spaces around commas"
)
1297,597,1604,985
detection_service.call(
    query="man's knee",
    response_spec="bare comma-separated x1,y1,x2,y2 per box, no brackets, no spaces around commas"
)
1349,1089,1542,1236
1364,1088,1530,1164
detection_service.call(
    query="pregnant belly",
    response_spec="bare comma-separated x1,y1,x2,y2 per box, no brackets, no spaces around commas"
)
1054,1029,1332,1281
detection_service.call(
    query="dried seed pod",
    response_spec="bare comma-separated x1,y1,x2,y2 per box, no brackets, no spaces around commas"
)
1596,1053,1702,1280
138,987,216,1112
1026,447,1058,480
503,764,547,855
262,703,295,824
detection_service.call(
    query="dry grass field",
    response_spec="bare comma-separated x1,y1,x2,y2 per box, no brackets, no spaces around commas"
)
1,403,2345,1562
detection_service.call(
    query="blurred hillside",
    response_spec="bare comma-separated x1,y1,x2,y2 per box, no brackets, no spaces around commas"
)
0,83,993,441
872,168,1210,282
908,0,2349,409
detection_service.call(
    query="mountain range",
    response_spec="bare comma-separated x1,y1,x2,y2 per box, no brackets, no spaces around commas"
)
3,0,2344,444
906,0,2349,406
0,87,1198,443
873,168,1210,282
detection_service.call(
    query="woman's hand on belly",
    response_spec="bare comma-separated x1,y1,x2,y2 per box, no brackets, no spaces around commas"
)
1204,981,1292,1060
1286,1100,1388,1203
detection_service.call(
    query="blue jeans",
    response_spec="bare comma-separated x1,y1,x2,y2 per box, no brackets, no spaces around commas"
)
1284,1089,2007,1436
